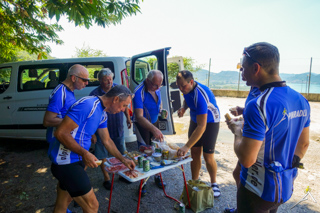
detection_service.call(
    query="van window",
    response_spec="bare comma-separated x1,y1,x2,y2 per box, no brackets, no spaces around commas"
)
133,57,156,84
18,65,62,91
0,67,12,94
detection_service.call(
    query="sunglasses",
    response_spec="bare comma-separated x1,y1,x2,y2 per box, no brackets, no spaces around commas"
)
74,75,90,82
243,49,262,66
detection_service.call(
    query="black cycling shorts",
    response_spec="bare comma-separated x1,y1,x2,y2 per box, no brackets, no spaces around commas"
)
51,161,91,197
188,120,219,154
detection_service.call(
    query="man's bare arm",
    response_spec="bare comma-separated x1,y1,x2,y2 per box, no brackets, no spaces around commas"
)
294,127,310,159
43,111,63,127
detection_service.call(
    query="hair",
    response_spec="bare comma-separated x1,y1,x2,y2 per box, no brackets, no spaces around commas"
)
245,42,280,75
147,70,163,81
98,68,114,80
67,64,88,78
104,85,133,101
176,70,194,82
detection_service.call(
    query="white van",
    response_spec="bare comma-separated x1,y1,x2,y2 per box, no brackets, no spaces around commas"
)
0,47,182,141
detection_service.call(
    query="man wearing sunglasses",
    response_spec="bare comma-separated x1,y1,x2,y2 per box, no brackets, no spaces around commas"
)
133,70,166,195
43,64,89,143
226,42,310,213
43,64,89,212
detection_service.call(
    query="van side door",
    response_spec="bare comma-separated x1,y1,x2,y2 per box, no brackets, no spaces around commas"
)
129,47,176,135
0,66,16,138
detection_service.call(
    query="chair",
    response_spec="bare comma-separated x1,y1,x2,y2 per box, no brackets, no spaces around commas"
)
23,69,45,90
47,71,59,88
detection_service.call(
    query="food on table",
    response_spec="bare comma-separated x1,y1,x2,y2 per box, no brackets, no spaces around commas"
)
152,152,162,162
168,143,180,150
106,157,122,165
105,164,127,173
144,149,153,156
123,170,142,179
139,145,153,153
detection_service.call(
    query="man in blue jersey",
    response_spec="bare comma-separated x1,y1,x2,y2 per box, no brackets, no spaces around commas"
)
133,70,166,195
176,70,221,198
50,85,135,213
43,64,89,143
89,68,132,190
227,42,310,213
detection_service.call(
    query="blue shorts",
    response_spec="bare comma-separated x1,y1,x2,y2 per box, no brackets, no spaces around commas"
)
51,161,91,197
112,135,126,155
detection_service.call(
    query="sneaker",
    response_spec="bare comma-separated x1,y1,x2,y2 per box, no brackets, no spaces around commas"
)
138,185,147,197
224,208,237,213
154,175,166,189
103,180,114,190
211,183,221,198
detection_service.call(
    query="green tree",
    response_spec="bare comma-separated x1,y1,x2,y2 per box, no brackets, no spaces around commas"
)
145,56,203,82
0,0,142,63
168,57,203,83
73,43,107,58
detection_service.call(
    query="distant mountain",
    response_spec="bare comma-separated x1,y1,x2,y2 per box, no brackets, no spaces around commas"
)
193,69,320,85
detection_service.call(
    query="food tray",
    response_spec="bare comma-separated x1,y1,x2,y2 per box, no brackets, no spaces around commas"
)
104,162,127,173
118,169,145,182
106,157,122,165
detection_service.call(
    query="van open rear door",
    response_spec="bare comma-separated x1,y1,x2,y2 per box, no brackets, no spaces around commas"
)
129,47,177,135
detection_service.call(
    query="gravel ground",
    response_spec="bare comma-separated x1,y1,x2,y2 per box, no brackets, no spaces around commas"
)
0,97,319,213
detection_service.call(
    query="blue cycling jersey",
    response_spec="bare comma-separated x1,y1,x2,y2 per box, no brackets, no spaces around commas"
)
245,87,261,107
183,82,220,123
133,81,161,124
48,96,108,165
90,83,125,139
46,84,76,143
241,82,310,203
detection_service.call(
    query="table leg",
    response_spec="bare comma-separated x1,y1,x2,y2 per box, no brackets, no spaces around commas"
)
107,173,115,213
136,179,144,213
159,173,181,203
181,164,191,209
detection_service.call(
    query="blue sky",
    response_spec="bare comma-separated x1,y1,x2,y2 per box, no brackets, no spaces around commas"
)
49,0,320,74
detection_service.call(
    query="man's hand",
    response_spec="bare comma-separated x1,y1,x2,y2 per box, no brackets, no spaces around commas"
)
177,107,186,118
122,158,135,170
152,127,164,142
126,119,132,129
227,118,243,136
229,106,244,116
177,145,189,157
82,151,99,168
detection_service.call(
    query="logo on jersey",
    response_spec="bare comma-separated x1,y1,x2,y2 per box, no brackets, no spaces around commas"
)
283,108,308,120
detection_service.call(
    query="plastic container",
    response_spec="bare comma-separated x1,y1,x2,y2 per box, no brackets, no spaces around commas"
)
152,152,162,161
144,149,153,156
